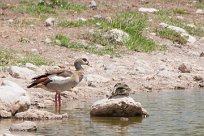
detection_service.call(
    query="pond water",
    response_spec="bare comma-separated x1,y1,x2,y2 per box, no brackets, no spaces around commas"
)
0,89,204,136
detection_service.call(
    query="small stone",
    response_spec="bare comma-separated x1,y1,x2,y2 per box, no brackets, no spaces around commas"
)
120,117,129,121
30,48,38,53
196,9,204,14
55,39,61,45
45,37,52,43
199,82,204,87
200,52,204,57
7,19,14,23
138,7,159,13
89,0,97,10
9,121,37,132
88,81,96,87
93,15,103,19
25,63,37,70
178,64,191,73
78,17,87,22
45,17,55,27
193,76,203,81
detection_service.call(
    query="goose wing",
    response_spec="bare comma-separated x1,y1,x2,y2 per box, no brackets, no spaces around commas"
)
27,69,73,88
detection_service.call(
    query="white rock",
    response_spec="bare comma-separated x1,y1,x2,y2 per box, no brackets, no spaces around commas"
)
45,17,55,27
9,121,37,131
196,9,204,14
0,80,30,117
45,37,52,44
159,22,196,43
89,0,97,9
90,97,149,117
25,63,37,70
30,48,38,53
85,74,111,83
138,7,159,13
8,66,36,79
187,24,196,28
78,17,87,22
104,29,129,44
7,19,14,23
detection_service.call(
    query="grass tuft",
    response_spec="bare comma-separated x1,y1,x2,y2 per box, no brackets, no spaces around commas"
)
156,28,187,44
173,8,189,14
16,0,86,17
59,12,158,52
0,50,51,66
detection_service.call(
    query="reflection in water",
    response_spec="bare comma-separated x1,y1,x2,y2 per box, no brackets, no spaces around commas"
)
0,89,204,136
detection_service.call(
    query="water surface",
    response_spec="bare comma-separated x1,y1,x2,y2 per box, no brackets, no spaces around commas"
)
1,89,204,136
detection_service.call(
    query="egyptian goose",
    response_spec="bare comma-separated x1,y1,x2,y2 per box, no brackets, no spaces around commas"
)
27,58,90,107
108,83,131,99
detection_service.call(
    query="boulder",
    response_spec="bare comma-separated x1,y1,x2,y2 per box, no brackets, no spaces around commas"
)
0,80,30,117
15,109,69,120
90,96,148,117
9,121,37,132
8,66,36,79
104,29,129,44
159,23,196,44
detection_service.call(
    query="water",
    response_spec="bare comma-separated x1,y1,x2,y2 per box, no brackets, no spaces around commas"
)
1,89,204,136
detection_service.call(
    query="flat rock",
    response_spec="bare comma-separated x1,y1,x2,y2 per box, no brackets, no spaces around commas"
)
90,96,148,117
0,80,30,117
9,121,37,132
15,109,69,120
8,66,36,79
138,7,159,13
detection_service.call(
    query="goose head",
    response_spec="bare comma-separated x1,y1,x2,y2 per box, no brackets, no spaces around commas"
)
74,58,90,70
113,83,131,95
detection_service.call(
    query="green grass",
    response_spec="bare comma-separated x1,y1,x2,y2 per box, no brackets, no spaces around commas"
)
197,0,204,9
173,8,189,14
0,50,51,66
16,0,86,17
156,28,187,44
0,2,11,9
51,34,121,56
155,9,204,37
59,12,158,52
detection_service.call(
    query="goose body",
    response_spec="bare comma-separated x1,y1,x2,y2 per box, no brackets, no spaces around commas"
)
27,58,89,107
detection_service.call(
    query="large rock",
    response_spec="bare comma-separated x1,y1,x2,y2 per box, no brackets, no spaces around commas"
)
0,80,30,117
159,23,196,44
9,121,37,132
104,29,129,44
8,66,36,79
90,97,148,117
15,109,69,120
